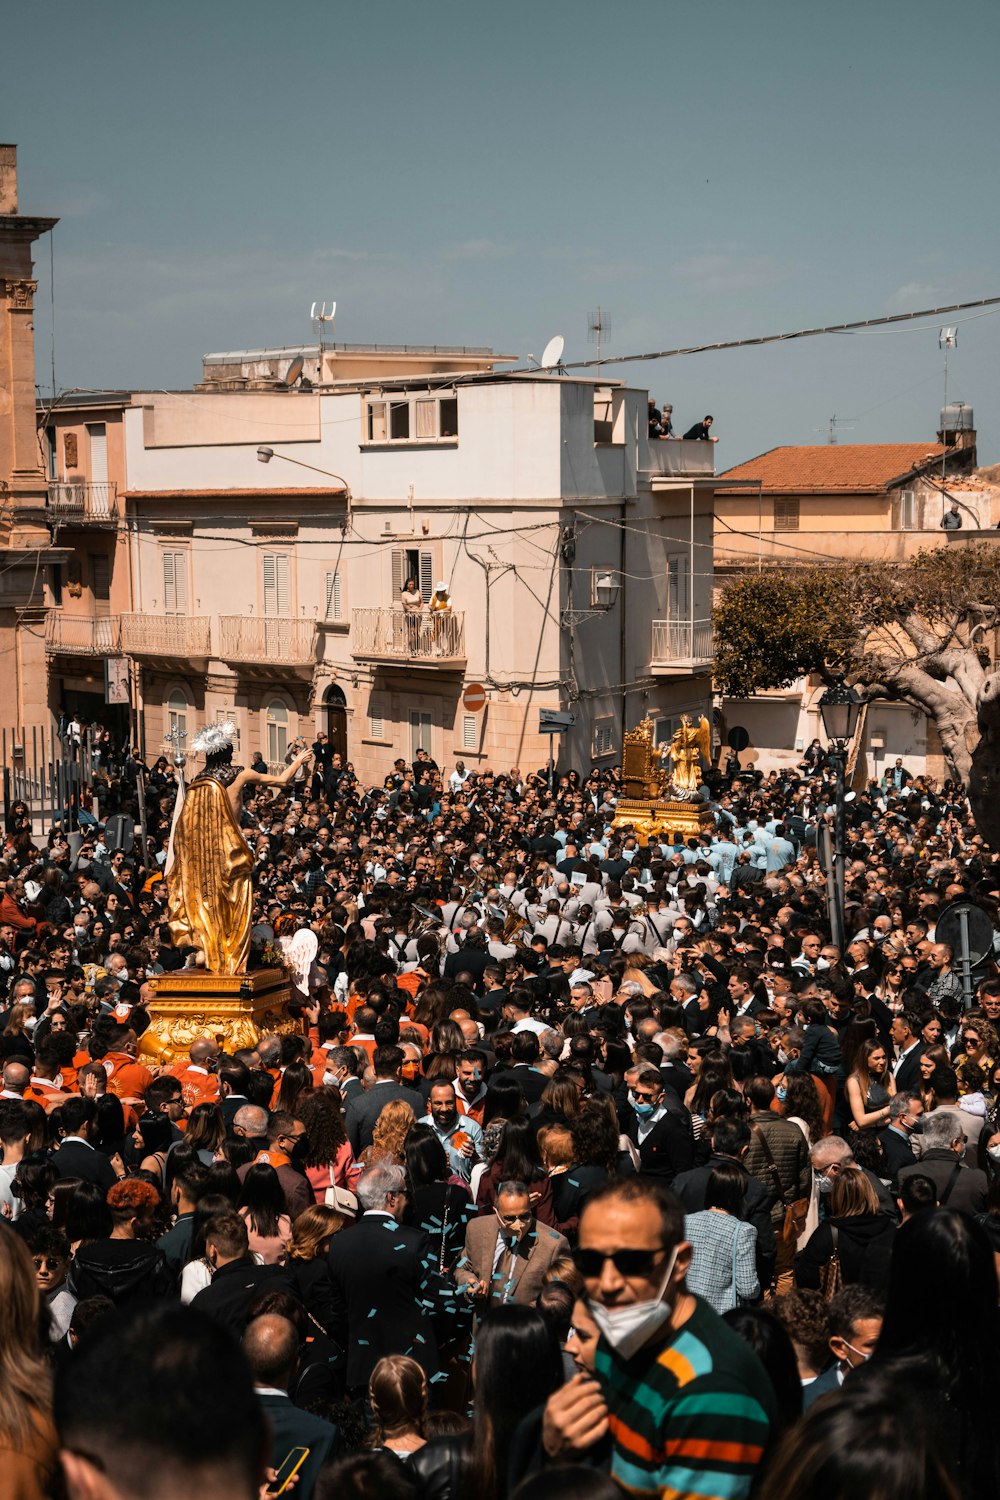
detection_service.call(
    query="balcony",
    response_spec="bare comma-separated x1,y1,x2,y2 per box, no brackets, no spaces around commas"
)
218,616,318,679
119,613,212,665
651,619,714,675
45,612,120,656
351,607,467,669
47,481,118,527
640,438,716,480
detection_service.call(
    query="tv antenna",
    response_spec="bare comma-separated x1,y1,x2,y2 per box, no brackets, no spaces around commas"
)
939,327,958,481
310,301,336,376
813,413,859,444
588,306,611,371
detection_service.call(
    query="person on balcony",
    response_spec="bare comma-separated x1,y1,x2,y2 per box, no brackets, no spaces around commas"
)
429,582,452,656
683,415,719,443
400,576,423,653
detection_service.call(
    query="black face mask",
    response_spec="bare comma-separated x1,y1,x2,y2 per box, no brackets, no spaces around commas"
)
289,1135,310,1166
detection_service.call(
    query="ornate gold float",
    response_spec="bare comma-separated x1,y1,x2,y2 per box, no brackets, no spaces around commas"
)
611,716,715,842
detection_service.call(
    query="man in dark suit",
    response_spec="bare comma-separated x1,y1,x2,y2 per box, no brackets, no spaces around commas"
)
244,1314,339,1500
218,1058,253,1131
624,1064,695,1184
191,1212,293,1338
890,1011,925,1094
343,1045,425,1153
443,928,492,992
326,1163,443,1393
877,1093,924,1188
455,1181,568,1311
49,1097,117,1189
491,1030,549,1105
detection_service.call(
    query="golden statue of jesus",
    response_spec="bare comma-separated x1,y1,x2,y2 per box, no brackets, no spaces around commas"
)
662,714,711,797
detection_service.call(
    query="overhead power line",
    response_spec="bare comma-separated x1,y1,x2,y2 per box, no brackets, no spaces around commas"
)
528,294,1000,374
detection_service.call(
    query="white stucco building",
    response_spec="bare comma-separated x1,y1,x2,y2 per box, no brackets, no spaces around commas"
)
50,342,719,781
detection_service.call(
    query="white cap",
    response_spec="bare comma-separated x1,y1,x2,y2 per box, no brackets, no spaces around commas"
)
436,580,447,592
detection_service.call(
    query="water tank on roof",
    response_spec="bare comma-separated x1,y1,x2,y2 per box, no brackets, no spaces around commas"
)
941,402,974,432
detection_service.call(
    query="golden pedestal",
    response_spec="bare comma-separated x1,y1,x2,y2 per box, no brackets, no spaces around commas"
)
139,968,299,1067
612,797,715,843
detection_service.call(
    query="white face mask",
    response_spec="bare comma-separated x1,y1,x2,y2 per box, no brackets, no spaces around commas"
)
588,1247,678,1361
777,1048,789,1066
987,1145,1000,1163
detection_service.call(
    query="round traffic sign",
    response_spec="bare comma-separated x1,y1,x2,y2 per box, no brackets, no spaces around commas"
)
463,683,487,712
727,726,750,752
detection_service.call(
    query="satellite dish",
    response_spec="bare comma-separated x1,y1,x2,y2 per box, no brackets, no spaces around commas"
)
541,335,565,370
282,355,304,387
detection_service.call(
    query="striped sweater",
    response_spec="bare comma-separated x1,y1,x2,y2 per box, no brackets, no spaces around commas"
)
594,1296,775,1500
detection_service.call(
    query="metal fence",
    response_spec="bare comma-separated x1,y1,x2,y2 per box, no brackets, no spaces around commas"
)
1,725,99,835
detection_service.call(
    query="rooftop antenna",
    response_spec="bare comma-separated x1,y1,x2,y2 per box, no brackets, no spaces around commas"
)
588,306,611,372
813,413,859,444
939,326,957,481
310,301,336,379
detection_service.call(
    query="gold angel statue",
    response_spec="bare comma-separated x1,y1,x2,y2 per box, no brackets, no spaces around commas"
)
661,714,711,798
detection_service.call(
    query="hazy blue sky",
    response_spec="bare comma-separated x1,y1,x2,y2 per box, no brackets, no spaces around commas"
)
7,0,1000,466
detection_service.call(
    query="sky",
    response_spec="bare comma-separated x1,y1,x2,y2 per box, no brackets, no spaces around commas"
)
6,0,1000,467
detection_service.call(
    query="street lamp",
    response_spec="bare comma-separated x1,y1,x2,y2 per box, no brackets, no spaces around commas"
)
256,446,351,501
818,680,861,950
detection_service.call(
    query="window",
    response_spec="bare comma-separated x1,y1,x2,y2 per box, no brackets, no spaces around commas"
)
265,699,289,765
369,710,385,740
91,555,111,613
262,552,291,616
410,709,432,760
45,427,56,479
392,548,434,603
592,718,615,758
365,394,458,444
167,689,189,741
162,551,188,615
896,489,917,530
774,498,800,531
215,709,239,752
462,713,477,751
667,554,691,621
324,570,343,622
87,423,108,486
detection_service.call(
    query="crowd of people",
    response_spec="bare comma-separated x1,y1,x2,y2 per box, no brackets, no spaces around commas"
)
0,728,998,1500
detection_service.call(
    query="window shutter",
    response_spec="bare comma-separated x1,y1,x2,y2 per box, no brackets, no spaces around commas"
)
325,570,342,621
391,549,404,600
419,552,434,601
263,553,290,616
667,556,690,619
162,551,186,614
263,553,276,616
370,711,385,739
462,713,476,750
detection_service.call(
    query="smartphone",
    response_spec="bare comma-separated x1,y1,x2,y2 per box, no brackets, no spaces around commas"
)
269,1447,310,1495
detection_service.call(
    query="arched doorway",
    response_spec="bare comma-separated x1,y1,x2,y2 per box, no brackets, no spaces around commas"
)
324,684,348,761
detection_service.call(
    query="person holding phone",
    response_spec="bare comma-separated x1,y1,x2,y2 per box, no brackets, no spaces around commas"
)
243,1312,340,1500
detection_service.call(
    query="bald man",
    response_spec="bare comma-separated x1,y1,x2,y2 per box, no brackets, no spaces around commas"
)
170,1038,221,1109
243,1315,340,1500
1,1060,28,1099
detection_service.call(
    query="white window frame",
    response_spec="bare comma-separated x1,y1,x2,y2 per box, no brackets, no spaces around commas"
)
265,698,289,766
898,488,917,531
262,551,291,617
161,549,189,616
324,569,344,623
364,393,459,446
592,717,615,758
166,688,189,742
410,709,432,760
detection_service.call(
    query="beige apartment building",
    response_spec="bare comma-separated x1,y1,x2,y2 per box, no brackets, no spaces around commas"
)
712,414,986,775
113,351,717,781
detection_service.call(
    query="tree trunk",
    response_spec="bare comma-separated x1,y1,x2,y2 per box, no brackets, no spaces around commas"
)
969,673,1000,849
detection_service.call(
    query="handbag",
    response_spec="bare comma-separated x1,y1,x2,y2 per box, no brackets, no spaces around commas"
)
752,1125,809,1243
819,1225,843,1301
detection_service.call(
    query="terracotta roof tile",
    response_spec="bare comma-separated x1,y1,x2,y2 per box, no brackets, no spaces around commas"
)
717,443,946,492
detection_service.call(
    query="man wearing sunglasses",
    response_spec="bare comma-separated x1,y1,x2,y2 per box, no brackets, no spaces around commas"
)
545,1179,774,1499
455,1180,567,1311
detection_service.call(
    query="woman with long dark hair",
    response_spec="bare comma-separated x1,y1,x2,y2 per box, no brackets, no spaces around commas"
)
857,1209,999,1494
237,1163,291,1263
0,1231,57,1498
404,1125,473,1275
475,1117,557,1226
